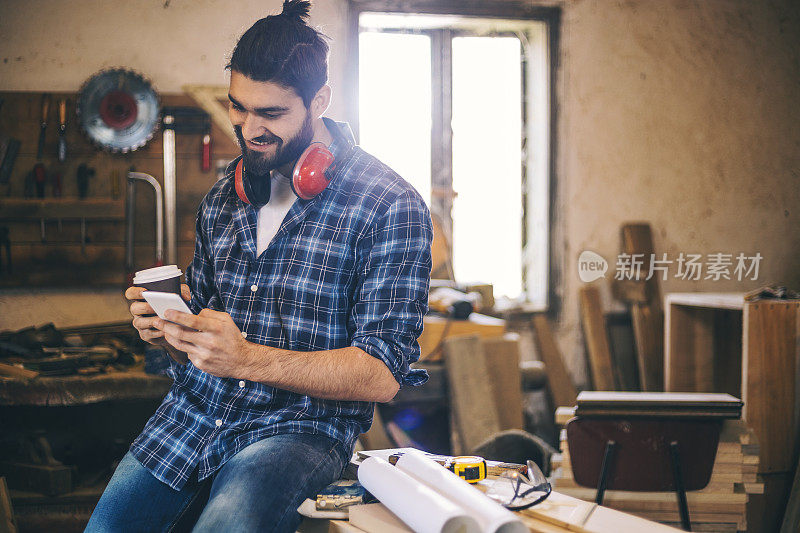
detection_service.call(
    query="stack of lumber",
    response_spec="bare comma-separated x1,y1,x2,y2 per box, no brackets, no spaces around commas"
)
551,419,763,532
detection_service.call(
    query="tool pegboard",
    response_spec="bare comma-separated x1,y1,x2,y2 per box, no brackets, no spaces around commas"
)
0,91,239,287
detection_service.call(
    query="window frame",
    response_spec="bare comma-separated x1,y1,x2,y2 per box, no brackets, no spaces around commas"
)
346,0,562,315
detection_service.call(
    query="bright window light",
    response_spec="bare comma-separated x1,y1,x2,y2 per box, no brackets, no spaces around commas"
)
451,36,522,298
358,32,432,204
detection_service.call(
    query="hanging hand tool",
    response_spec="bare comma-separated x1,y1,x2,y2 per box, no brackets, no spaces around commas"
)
0,98,22,192
23,170,35,198
110,169,120,199
0,138,20,190
76,164,94,253
125,166,137,284
161,106,210,264
57,99,67,162
0,226,10,275
76,163,94,199
36,94,51,160
52,167,63,235
34,163,46,198
51,171,62,197
80,218,86,255
202,132,212,172
201,114,212,172
127,171,164,267
34,163,48,240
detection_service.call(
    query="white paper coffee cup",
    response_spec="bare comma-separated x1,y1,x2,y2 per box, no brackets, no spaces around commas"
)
133,265,183,294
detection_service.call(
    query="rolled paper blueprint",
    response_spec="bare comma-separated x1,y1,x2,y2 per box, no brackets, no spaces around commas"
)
358,456,480,533
395,449,528,533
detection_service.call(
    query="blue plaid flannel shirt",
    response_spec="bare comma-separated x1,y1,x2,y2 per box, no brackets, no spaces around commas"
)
130,119,432,490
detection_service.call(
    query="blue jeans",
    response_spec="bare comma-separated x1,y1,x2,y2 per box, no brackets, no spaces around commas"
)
85,433,348,533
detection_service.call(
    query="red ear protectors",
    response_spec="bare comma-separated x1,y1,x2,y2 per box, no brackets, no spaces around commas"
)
234,142,337,207
292,143,336,200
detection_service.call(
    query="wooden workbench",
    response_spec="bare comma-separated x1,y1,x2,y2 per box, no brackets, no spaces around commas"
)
299,491,681,532
0,370,171,406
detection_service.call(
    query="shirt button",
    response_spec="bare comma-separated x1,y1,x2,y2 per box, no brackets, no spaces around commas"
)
239,380,246,388
241,331,247,338
250,284,258,292
215,419,222,427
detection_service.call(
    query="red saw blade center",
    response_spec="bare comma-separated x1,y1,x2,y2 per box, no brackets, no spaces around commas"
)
99,90,138,129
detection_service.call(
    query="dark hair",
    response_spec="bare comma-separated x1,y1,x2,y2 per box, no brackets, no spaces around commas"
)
227,0,329,107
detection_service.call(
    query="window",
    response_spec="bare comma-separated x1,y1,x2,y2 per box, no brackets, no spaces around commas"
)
351,7,556,309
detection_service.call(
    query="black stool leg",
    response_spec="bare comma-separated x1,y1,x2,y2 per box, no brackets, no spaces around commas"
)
595,440,617,505
669,441,691,531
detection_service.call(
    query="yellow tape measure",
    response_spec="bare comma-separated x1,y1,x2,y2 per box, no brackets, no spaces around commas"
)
446,456,487,484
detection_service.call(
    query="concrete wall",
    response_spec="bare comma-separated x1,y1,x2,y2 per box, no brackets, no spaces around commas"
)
556,0,800,385
2,1,799,388
0,0,350,116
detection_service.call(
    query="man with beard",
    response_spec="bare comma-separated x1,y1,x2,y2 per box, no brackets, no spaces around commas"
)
85,1,432,531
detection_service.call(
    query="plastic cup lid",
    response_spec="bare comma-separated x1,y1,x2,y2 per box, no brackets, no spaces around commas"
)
133,265,182,283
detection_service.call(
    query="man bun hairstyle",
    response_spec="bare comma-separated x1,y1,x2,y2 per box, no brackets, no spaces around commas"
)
228,0,329,107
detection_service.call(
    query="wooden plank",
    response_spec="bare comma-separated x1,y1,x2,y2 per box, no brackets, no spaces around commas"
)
418,314,505,362
0,198,125,220
751,471,795,533
780,456,800,533
521,491,682,532
0,371,171,406
611,278,648,304
629,512,743,530
743,301,800,473
578,285,616,391
711,309,743,398
553,487,746,513
481,335,524,431
664,304,712,392
531,314,577,409
664,293,745,311
555,406,576,426
359,405,394,451
442,335,501,454
517,513,582,533
182,84,237,144
0,363,38,380
605,311,640,391
621,223,663,391
348,504,411,533
0,477,17,533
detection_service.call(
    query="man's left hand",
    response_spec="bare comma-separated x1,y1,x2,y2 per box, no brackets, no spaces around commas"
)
158,309,253,378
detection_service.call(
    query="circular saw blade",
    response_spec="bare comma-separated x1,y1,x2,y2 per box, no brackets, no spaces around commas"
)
77,68,160,153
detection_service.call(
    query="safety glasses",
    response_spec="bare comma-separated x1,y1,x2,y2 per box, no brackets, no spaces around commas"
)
485,459,552,511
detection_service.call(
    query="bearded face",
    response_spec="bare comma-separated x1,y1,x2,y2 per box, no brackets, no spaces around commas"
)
234,110,314,176
228,71,319,177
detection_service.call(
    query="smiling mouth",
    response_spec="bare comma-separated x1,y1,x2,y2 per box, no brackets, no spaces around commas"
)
247,139,277,147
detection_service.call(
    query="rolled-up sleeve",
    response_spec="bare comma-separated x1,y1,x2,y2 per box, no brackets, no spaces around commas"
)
350,190,432,387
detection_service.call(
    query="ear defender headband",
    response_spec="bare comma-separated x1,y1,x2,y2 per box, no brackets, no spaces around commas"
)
234,142,339,208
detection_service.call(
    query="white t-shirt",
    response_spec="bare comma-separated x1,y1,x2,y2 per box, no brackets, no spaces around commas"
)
256,170,296,256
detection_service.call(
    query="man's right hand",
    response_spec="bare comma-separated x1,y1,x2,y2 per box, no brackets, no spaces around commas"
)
125,284,192,362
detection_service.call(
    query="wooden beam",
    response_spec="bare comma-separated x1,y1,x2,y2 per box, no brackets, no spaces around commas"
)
443,335,501,454
531,314,577,408
481,335,524,431
182,84,236,145
621,223,664,391
578,285,616,390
